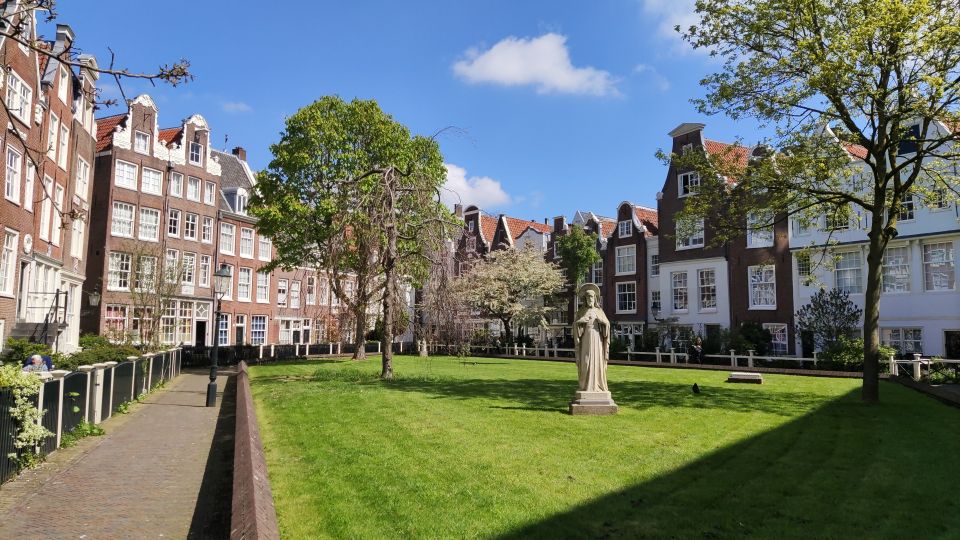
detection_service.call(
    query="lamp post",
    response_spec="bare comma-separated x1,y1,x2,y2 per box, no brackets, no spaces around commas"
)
207,264,232,407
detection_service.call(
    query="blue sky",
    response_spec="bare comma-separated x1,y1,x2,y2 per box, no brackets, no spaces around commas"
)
56,0,759,221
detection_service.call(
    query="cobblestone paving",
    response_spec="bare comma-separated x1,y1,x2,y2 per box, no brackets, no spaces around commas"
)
0,370,234,540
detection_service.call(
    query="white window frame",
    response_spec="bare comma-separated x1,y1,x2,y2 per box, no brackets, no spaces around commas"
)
923,242,955,291
52,185,64,246
115,160,138,190
181,252,196,285
618,220,632,238
650,254,659,277
678,171,700,197
881,245,911,293
251,315,267,345
676,219,705,250
277,278,288,307
5,146,22,204
258,236,272,261
671,271,688,312
256,271,270,303
204,181,216,205
58,124,69,169
615,281,637,314
187,176,201,201
190,142,204,165
220,223,236,255
835,251,864,294
138,208,160,242
184,213,198,241
615,245,636,275
134,131,150,155
698,268,717,311
141,167,163,195
108,252,132,291
111,201,136,238
75,158,89,201
240,228,255,258
0,230,18,295
746,212,774,248
237,267,252,302
24,163,35,213
764,323,789,356
168,172,183,198
47,113,59,160
5,71,32,124
201,217,214,244
748,265,777,309
39,177,52,241
881,327,924,356
199,255,211,288
167,208,181,237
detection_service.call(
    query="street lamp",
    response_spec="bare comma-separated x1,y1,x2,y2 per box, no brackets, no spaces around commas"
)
207,264,232,407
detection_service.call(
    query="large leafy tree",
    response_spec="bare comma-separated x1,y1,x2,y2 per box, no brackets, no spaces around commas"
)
251,96,455,378
455,248,565,344
795,288,864,351
556,226,600,288
673,0,960,402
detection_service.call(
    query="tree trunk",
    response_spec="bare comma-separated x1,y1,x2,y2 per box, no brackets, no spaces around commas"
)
352,308,367,360
380,170,397,380
861,218,888,403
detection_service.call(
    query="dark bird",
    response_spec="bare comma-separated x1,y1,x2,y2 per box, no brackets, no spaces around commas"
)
692,383,701,394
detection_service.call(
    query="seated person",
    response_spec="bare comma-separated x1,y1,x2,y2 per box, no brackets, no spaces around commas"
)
22,354,49,373
20,354,54,370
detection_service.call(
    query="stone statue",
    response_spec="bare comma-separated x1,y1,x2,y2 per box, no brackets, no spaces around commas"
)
569,283,618,415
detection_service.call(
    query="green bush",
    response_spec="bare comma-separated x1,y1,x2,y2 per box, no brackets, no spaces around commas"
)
729,322,773,356
66,344,141,370
1,338,66,369
818,337,896,372
609,338,630,356
78,334,112,350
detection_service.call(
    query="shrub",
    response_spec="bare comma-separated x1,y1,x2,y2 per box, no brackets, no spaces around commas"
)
728,323,773,356
78,334,112,350
609,338,630,356
818,337,896,372
66,344,141,369
0,364,53,469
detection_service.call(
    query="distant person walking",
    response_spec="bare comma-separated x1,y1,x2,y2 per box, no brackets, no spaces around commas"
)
690,337,704,364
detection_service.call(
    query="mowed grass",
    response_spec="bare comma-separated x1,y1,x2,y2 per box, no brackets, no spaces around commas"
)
250,356,960,539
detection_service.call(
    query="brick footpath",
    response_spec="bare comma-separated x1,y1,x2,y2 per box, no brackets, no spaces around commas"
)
0,369,236,540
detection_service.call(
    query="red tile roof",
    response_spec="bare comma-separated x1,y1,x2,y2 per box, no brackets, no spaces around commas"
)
704,139,751,169
633,206,659,235
843,143,868,159
596,217,616,238
95,114,126,152
158,127,182,146
479,214,498,244
504,216,551,241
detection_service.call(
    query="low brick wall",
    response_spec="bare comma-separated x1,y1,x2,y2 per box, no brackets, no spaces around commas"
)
230,361,280,540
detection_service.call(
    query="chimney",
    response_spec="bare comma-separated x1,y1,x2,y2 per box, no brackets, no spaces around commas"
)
544,218,548,224
232,146,247,161
55,24,75,50
454,204,463,218
553,215,567,233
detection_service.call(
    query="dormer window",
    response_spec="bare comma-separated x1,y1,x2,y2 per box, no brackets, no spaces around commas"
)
679,172,700,197
235,188,248,214
898,124,921,155
618,220,632,238
189,141,204,165
468,220,475,233
682,143,693,154
134,131,150,155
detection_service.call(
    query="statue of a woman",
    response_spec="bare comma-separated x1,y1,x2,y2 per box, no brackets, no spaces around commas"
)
570,283,618,414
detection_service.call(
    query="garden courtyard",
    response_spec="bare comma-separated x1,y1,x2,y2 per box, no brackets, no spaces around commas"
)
250,356,960,539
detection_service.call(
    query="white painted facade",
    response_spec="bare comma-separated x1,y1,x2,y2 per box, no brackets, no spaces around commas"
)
789,122,960,358
655,256,731,334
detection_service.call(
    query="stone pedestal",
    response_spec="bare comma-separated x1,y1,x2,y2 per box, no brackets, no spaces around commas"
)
569,390,618,415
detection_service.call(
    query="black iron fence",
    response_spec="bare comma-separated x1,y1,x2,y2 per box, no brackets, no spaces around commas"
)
0,348,182,485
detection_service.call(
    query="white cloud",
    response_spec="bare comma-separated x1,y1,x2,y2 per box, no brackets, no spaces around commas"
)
441,163,512,209
222,101,253,113
640,0,701,54
453,33,619,96
634,63,671,91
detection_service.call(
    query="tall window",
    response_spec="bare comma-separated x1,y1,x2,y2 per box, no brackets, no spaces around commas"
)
277,279,288,307
75,158,89,201
615,245,636,275
220,223,236,255
882,246,911,293
650,290,661,313
181,252,196,285
240,228,254,257
698,269,716,310
58,125,69,168
5,146,21,203
616,282,636,313
251,316,267,345
168,209,181,237
618,220,632,238
923,242,955,291
221,264,234,299
746,212,774,248
39,178,52,241
796,252,812,279
0,230,17,294
748,265,777,308
168,172,183,198
650,254,659,277
116,161,138,190
164,249,180,283
135,131,150,154
190,142,203,165
676,219,705,249
5,71,32,123
678,171,700,196
199,255,211,288
138,208,160,241
238,268,252,301
52,185,64,246
306,277,316,305
204,181,216,205
108,252,132,290
671,271,688,311
71,219,84,259
895,193,915,221
187,176,201,201
202,217,213,243
135,256,156,291
826,207,852,231
142,168,162,195
591,260,603,284
259,236,272,261
290,281,301,308
835,251,863,293
256,271,270,302
104,305,128,336
111,202,135,237
184,213,198,240
763,323,789,355
218,314,230,346
47,114,58,159
24,163,34,211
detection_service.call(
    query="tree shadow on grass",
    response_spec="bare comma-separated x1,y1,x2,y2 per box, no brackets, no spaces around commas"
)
495,383,960,539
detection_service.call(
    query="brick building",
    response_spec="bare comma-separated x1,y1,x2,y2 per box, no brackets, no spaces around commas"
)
0,16,98,353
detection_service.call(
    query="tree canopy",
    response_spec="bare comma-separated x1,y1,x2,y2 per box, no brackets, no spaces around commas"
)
671,0,960,401
251,96,456,376
556,226,600,288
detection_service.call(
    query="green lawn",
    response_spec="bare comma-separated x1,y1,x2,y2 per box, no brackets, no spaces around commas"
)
249,356,960,539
